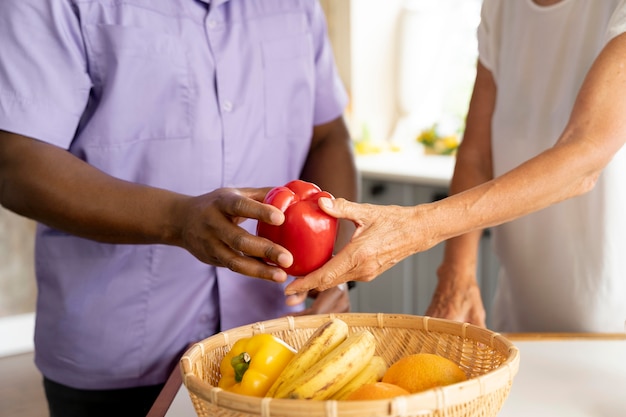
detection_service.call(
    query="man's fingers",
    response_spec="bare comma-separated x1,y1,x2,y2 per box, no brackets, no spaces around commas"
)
217,245,289,282
240,187,274,202
226,229,293,269
224,189,285,226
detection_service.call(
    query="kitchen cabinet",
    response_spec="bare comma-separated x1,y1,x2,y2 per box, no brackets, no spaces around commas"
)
348,150,500,327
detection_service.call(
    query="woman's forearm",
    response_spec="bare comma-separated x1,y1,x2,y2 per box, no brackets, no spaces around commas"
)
423,137,605,246
426,33,626,246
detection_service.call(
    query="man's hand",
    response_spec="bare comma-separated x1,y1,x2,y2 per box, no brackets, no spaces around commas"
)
177,188,295,282
0,131,294,282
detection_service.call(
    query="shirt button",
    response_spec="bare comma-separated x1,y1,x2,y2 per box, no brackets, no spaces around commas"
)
222,100,233,112
207,20,218,29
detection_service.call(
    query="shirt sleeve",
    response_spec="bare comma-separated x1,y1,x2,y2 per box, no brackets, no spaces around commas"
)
476,0,500,76
605,0,626,42
310,1,349,126
0,0,92,148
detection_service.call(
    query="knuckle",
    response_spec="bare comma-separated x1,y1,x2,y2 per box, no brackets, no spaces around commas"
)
224,254,242,272
263,245,276,261
231,195,247,213
230,233,246,252
319,272,338,289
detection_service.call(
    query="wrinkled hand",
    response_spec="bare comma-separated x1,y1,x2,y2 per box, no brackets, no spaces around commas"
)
179,187,293,282
285,197,429,295
284,284,350,315
425,264,486,327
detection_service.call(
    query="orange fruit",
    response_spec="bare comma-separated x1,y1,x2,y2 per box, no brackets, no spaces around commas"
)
382,353,467,394
345,382,410,400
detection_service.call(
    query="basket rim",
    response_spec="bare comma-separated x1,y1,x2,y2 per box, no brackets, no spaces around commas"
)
180,313,520,416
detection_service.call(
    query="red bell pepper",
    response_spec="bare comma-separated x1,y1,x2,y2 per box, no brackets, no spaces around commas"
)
257,180,338,276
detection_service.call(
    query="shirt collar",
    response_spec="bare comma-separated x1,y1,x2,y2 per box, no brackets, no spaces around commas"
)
198,0,231,5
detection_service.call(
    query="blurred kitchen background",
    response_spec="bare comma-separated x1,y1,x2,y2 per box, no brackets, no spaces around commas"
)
0,0,489,360
320,0,496,326
321,0,480,147
0,209,36,356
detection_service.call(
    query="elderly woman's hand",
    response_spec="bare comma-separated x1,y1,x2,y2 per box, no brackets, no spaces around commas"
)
425,262,486,327
285,197,432,295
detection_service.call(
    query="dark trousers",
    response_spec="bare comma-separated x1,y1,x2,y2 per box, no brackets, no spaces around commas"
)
43,377,164,417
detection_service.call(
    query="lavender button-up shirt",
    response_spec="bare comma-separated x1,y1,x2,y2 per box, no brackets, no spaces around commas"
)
0,0,347,389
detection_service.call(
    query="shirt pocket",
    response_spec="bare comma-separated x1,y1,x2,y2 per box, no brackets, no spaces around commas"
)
82,24,191,145
261,33,315,139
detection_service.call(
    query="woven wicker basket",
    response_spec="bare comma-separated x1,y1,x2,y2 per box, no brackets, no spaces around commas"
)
180,313,520,417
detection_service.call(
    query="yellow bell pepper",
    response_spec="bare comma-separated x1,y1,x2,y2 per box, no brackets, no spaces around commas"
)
218,333,296,397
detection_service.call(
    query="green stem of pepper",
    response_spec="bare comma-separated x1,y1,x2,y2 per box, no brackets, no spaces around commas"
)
231,352,251,383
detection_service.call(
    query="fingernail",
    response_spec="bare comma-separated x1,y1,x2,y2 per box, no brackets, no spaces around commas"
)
273,270,287,283
277,252,292,268
270,211,284,225
285,295,299,306
319,197,332,208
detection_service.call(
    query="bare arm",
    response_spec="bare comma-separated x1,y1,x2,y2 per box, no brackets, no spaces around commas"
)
425,61,496,326
0,131,292,281
285,32,626,294
432,31,626,236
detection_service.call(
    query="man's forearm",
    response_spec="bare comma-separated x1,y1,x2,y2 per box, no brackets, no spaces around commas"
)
0,131,186,244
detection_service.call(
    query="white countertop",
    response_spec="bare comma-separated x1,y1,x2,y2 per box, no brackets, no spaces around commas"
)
355,143,454,188
164,336,626,417
498,338,626,417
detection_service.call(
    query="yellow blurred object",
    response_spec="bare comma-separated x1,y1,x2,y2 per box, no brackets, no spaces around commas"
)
354,140,383,155
388,143,402,152
352,123,403,155
353,123,382,155
354,140,402,155
416,123,460,156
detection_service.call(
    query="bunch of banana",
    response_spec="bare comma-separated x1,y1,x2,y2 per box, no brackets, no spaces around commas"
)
267,318,378,400
266,318,349,397
329,355,387,400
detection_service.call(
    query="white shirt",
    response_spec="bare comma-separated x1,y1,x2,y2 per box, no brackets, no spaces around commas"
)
479,0,626,332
